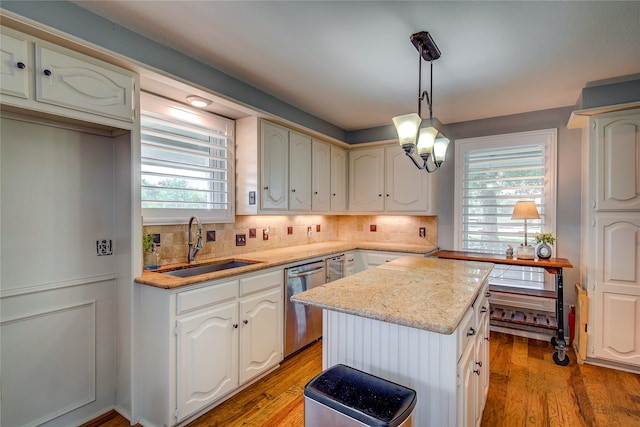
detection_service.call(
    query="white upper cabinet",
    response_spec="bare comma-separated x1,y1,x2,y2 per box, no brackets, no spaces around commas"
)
349,146,385,211
349,145,437,214
260,121,289,210
330,145,348,211
289,131,312,211
0,26,136,127
592,110,640,211
312,139,332,212
0,30,29,98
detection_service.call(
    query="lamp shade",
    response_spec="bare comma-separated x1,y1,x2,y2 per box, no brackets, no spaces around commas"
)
417,127,438,155
433,136,450,165
511,201,540,220
392,113,422,147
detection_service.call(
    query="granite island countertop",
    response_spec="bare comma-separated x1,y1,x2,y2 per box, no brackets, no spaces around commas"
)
291,256,494,334
135,241,436,289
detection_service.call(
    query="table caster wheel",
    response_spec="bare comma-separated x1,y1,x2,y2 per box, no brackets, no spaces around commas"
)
553,351,570,366
551,336,558,347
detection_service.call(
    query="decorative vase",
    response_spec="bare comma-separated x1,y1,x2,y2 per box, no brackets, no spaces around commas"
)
536,242,552,259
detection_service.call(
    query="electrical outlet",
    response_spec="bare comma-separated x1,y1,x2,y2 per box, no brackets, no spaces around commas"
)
263,228,269,240
249,228,257,238
96,239,113,256
152,233,161,246
307,226,312,237
249,191,256,205
288,226,293,235
236,234,246,246
419,227,426,238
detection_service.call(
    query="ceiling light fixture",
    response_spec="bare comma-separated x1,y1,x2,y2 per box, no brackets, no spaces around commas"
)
392,31,450,173
186,95,212,108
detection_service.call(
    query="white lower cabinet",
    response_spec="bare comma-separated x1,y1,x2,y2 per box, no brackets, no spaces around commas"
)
140,268,283,427
457,283,490,427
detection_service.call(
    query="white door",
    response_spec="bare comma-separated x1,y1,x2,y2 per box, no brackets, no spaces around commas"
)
349,147,384,211
239,288,283,384
176,301,239,421
289,131,312,211
330,145,348,211
312,139,331,211
594,215,640,366
260,122,289,210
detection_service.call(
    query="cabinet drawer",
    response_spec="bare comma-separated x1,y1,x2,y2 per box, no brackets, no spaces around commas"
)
240,270,283,296
457,307,476,361
176,280,238,315
35,45,134,121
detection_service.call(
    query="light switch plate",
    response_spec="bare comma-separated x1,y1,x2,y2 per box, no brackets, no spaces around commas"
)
236,234,246,246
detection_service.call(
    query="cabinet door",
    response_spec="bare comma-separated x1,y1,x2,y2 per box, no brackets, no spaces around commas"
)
35,45,134,122
261,122,289,210
457,340,476,427
349,147,384,211
0,30,29,98
330,145,348,211
239,288,283,384
475,313,489,426
289,131,312,211
176,301,238,421
593,110,640,211
594,215,640,366
312,139,331,212
385,145,431,212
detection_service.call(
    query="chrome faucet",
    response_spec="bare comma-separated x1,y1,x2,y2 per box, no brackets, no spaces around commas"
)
188,216,203,264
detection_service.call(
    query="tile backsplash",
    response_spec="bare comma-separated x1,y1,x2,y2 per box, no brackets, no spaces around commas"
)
143,215,437,266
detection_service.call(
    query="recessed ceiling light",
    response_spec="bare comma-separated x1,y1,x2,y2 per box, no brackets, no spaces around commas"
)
186,95,211,108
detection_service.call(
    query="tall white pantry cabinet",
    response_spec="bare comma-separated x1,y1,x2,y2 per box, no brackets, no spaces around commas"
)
581,108,640,368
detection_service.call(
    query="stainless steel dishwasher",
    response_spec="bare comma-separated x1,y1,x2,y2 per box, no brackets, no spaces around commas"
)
325,254,345,282
285,260,326,357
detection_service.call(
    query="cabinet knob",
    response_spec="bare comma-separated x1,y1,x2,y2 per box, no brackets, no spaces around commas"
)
475,361,482,367
263,186,269,190
386,194,390,197
243,319,248,325
16,62,26,69
474,369,480,376
291,189,296,193
467,327,476,337
485,292,491,298
233,324,238,329
43,69,52,76
481,306,488,313
314,191,318,195
378,194,382,197
485,337,490,342
332,193,336,196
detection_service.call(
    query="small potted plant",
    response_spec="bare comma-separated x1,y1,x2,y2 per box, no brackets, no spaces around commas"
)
143,233,159,270
534,232,556,259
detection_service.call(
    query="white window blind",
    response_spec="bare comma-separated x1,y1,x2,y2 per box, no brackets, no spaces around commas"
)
141,92,234,224
455,129,557,290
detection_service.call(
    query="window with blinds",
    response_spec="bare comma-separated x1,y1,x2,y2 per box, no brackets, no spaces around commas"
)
455,129,557,290
141,92,234,224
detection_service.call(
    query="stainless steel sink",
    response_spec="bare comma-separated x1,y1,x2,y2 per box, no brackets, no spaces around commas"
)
162,260,260,277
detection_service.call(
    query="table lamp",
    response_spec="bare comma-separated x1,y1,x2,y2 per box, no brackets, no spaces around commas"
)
511,201,540,260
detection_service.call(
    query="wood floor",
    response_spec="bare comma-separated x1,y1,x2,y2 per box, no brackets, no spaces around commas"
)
87,332,640,427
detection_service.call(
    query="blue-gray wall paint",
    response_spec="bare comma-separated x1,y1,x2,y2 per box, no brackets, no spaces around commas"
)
2,0,347,141
580,78,640,109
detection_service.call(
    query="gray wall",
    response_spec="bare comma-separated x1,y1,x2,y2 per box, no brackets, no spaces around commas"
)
437,106,582,314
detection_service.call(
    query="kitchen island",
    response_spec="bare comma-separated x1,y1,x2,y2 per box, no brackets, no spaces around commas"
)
292,256,494,427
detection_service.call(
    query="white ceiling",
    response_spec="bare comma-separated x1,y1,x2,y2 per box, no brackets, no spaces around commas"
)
72,1,640,131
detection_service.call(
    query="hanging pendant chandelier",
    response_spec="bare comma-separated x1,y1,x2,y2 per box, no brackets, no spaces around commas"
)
392,31,450,173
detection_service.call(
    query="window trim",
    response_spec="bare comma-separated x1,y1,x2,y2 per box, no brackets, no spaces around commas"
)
454,128,557,290
141,92,235,225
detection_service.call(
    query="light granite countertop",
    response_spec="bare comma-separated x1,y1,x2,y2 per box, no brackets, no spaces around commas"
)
135,241,436,289
291,256,494,334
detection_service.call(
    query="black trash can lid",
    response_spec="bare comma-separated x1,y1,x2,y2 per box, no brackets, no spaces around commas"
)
304,364,417,427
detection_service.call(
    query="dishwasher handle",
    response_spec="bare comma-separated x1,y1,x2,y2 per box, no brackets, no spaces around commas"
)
288,266,325,279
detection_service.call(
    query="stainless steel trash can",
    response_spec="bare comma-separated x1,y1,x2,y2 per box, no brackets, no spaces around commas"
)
304,364,416,427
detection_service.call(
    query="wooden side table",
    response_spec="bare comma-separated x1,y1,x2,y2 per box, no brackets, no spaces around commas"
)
431,250,574,366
